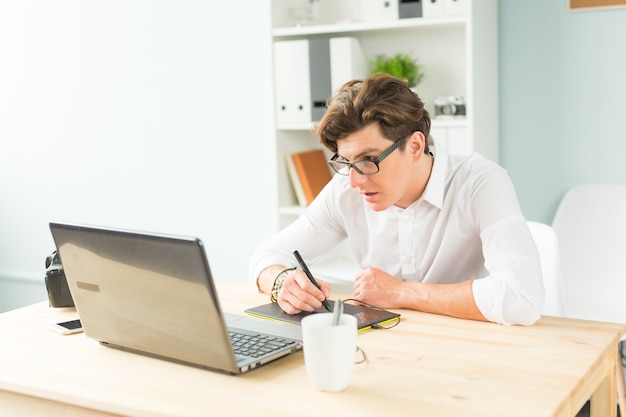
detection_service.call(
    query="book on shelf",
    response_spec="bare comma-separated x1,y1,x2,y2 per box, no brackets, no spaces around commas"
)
286,149,333,206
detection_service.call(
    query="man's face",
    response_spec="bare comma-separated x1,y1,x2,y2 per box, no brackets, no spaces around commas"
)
335,123,418,211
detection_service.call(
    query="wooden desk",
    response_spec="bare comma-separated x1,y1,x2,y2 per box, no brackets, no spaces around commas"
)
0,283,624,417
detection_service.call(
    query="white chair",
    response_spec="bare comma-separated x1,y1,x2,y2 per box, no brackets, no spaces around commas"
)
526,221,566,317
552,183,626,324
552,183,626,416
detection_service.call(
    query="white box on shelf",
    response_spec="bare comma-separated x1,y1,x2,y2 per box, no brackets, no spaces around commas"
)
359,0,399,23
444,0,465,16
422,0,444,18
316,0,361,24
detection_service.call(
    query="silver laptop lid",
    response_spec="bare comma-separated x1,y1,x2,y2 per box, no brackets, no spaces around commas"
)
49,222,241,373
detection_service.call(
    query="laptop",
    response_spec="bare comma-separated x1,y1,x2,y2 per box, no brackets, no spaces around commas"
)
49,222,302,374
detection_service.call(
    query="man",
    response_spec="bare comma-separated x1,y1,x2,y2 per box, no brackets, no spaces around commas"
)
250,73,544,325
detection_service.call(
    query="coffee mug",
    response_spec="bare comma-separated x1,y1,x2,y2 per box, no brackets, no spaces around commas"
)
301,312,358,392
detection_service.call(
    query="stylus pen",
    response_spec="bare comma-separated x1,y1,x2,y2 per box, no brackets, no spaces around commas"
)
293,250,332,312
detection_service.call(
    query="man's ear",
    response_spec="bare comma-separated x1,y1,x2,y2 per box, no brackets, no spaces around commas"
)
407,131,426,158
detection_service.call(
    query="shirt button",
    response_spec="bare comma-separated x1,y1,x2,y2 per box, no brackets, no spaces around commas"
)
403,256,413,264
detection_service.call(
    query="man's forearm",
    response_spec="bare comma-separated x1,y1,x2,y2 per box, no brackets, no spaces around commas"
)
400,279,487,322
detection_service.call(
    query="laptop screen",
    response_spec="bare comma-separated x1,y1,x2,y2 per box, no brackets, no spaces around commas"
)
49,222,239,372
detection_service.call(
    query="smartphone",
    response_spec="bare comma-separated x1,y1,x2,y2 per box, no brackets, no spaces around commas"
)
49,319,83,335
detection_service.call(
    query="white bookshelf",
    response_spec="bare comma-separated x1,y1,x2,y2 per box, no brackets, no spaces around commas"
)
272,16,465,37
269,0,499,282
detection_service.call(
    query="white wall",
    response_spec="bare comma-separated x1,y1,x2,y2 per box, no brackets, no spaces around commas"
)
0,0,277,312
500,0,626,223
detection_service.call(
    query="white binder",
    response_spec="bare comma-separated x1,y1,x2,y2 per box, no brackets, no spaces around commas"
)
273,37,367,127
274,40,312,127
329,37,367,93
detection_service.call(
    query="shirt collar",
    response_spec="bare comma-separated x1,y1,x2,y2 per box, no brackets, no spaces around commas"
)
421,135,448,210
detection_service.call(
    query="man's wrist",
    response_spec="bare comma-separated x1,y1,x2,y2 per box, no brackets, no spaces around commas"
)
270,267,296,302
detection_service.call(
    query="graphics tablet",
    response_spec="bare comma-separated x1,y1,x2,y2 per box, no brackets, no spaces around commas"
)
245,300,400,331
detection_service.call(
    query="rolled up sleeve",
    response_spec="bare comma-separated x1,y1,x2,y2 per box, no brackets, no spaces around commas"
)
473,216,545,325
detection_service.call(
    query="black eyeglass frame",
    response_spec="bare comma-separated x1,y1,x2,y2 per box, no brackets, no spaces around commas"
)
328,136,407,176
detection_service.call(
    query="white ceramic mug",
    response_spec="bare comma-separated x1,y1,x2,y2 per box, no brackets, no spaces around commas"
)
301,312,358,392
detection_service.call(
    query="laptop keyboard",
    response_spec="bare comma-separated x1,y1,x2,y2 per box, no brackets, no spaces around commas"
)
229,329,298,359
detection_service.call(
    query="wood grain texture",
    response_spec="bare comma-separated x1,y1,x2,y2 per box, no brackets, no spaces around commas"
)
0,283,624,417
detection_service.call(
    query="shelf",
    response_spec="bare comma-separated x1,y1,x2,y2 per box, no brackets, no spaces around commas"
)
271,0,499,229
272,16,465,38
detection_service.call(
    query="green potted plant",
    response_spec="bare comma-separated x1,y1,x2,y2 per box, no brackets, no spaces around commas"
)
369,52,424,88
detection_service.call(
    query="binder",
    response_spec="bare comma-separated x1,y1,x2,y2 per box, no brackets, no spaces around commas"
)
329,37,367,93
274,40,312,126
273,37,366,127
308,39,332,122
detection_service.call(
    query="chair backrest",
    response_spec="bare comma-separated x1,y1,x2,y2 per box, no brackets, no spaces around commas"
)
527,221,566,317
552,183,626,324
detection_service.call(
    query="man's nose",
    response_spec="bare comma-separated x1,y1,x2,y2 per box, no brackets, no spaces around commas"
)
349,167,367,188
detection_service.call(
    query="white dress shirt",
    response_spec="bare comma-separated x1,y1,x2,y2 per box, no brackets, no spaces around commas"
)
250,140,545,325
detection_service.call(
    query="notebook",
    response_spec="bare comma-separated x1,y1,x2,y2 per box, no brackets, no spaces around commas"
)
246,300,400,332
48,222,302,374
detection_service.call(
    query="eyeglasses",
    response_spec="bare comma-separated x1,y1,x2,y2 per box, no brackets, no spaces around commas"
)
328,137,406,176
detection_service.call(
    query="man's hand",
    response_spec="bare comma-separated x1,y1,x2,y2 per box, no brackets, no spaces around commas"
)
353,267,405,308
278,270,331,314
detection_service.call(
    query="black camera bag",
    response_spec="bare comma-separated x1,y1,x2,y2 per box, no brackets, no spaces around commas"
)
44,251,75,308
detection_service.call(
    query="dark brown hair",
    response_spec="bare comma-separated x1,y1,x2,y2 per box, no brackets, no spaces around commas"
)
314,73,430,154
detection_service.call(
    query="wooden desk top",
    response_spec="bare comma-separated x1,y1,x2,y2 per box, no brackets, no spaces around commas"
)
0,282,624,417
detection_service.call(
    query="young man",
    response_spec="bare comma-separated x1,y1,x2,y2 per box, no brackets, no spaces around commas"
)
250,73,544,325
